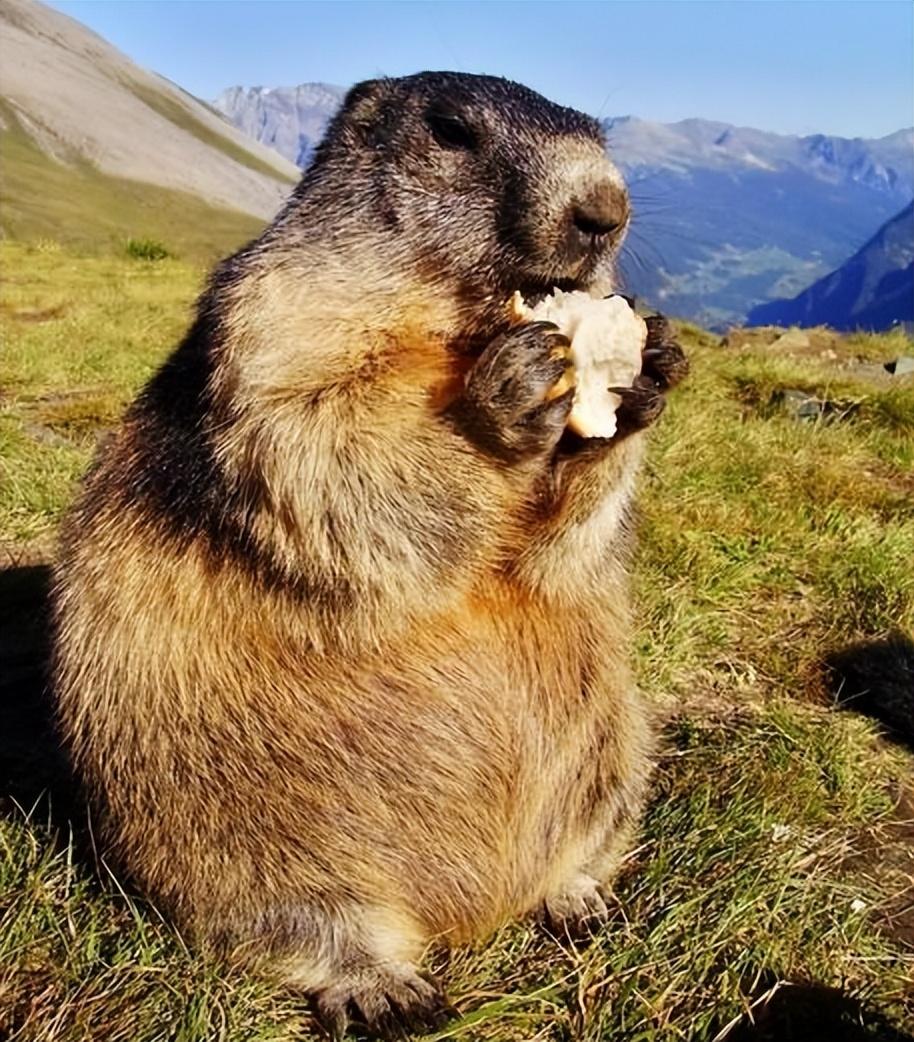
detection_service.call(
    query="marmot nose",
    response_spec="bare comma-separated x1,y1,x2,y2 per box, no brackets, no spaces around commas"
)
572,207,620,238
570,185,629,251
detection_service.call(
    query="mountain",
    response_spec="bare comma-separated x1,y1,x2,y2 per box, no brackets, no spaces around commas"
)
0,0,300,256
213,83,914,327
745,201,914,331
603,116,912,192
605,117,913,327
213,84,346,169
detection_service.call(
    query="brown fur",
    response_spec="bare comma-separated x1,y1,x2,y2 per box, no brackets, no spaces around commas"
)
51,72,683,1035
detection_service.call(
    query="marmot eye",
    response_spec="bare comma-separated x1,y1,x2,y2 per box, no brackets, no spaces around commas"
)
426,109,478,151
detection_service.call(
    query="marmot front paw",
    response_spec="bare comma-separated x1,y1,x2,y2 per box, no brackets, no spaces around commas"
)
642,314,690,390
455,321,574,461
612,313,688,438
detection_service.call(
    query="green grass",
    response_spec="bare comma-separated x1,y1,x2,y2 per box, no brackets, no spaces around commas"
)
125,238,173,261
0,245,202,542
0,100,266,263
1,243,912,1039
634,326,914,704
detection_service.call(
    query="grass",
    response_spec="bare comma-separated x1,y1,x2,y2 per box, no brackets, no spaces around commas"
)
634,325,914,704
0,244,202,543
0,100,266,264
125,238,173,261
1,244,912,1040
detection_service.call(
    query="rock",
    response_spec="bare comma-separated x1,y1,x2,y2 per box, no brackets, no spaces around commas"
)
774,389,823,421
884,356,914,376
771,388,861,423
770,328,810,351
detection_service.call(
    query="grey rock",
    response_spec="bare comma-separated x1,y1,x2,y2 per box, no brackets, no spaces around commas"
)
770,328,810,350
775,389,824,421
772,389,861,423
885,356,914,375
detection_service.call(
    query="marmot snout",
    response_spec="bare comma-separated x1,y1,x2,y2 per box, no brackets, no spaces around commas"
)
52,71,687,1038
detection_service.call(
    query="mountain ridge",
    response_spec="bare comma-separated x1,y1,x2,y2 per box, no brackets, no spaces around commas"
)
604,114,912,193
213,83,346,169
746,201,914,331
212,83,913,326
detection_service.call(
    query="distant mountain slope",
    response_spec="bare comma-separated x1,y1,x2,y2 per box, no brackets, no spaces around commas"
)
604,116,913,193
746,202,914,331
213,84,346,169
0,0,299,225
0,95,265,261
213,82,914,327
604,117,913,327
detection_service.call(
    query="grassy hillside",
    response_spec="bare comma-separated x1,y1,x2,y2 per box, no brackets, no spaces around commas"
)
0,101,267,263
1,241,912,1040
125,77,299,186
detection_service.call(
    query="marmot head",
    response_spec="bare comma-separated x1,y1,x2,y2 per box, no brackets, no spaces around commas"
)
292,72,629,311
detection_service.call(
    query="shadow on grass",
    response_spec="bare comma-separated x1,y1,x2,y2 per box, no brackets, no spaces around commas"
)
720,980,913,1042
826,632,914,752
0,560,77,823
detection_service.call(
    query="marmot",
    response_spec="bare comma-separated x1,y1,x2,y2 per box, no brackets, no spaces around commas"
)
52,72,688,1037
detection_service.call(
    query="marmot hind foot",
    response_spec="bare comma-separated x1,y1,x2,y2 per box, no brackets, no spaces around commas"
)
314,963,455,1040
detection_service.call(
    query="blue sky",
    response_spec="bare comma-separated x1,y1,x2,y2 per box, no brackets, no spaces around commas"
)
51,1,913,138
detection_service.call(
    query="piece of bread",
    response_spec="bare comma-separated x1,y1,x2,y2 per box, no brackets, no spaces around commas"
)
510,289,647,438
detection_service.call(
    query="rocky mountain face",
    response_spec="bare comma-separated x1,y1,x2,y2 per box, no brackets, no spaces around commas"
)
746,201,914,332
213,84,346,168
1,0,299,220
213,83,914,327
603,116,912,191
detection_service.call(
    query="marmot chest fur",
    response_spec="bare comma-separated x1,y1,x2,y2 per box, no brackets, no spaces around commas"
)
52,71,688,1037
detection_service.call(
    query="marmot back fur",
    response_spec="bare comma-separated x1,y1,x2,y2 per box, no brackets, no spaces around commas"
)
52,72,688,1036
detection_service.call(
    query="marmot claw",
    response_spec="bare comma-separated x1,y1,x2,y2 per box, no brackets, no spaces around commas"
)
604,313,687,439
455,321,574,461
610,374,667,437
314,966,455,1040
540,875,611,942
642,315,690,389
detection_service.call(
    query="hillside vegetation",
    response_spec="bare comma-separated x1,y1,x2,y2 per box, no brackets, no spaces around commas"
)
0,101,266,264
0,0,298,221
747,202,914,333
1,241,912,1041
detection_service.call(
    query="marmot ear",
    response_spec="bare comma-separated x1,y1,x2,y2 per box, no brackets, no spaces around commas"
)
343,78,395,148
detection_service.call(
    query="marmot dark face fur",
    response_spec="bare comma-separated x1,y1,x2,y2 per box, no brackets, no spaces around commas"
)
52,72,688,1038
263,72,629,340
